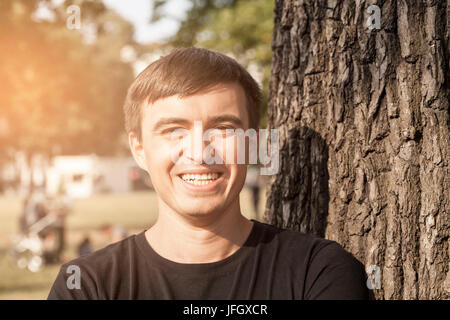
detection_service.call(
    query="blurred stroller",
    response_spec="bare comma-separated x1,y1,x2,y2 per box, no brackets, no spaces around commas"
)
10,190,71,272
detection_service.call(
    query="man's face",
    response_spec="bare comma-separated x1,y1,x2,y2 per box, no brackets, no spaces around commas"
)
129,82,251,220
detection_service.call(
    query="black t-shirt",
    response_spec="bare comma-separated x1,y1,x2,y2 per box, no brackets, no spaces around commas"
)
47,219,370,300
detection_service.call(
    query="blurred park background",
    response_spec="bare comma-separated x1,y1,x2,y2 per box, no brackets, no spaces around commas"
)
0,0,274,299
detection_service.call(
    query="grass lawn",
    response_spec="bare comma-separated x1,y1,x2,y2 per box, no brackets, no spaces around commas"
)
0,187,266,300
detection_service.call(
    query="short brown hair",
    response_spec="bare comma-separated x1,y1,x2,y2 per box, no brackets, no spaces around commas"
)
123,47,262,141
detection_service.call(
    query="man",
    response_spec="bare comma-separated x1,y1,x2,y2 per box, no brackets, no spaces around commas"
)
48,47,370,300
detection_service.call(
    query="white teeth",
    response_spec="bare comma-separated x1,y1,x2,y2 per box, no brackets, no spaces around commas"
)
180,173,220,184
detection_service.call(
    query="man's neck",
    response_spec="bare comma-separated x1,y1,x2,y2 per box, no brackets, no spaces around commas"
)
144,201,254,264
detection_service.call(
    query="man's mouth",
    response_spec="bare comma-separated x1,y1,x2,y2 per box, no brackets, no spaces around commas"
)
179,173,222,186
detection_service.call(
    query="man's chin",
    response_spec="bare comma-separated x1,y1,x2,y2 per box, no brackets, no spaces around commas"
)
183,209,217,218
179,206,223,221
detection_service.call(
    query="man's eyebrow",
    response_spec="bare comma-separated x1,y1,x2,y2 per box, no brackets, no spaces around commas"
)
151,115,244,132
209,115,244,127
152,117,190,132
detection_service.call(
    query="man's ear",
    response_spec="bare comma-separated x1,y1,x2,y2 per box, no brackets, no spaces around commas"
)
128,132,148,172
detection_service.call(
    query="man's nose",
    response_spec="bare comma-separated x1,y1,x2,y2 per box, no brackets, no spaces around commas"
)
184,121,206,164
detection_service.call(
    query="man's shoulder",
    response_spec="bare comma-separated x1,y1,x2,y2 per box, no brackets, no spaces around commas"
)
254,221,369,299
61,232,140,274
254,220,360,267
48,232,146,300
254,220,337,250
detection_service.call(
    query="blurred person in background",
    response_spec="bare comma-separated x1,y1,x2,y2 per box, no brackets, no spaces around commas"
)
77,235,93,257
18,188,48,235
16,187,71,264
18,190,37,234
12,187,68,270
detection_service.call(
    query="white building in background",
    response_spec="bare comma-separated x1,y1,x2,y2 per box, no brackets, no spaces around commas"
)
46,155,136,198
46,156,96,198
1,153,144,199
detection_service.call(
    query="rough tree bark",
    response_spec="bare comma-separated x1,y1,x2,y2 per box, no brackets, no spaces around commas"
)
265,0,449,299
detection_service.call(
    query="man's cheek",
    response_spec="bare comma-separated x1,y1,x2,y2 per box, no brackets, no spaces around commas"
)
146,139,177,164
219,136,237,165
143,153,170,183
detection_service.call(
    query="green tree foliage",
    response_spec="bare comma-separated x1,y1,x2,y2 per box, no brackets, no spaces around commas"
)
0,0,134,160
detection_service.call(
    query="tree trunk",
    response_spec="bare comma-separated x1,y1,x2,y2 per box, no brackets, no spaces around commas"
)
265,0,449,299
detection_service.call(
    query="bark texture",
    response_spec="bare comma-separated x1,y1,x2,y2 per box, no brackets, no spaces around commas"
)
265,0,449,299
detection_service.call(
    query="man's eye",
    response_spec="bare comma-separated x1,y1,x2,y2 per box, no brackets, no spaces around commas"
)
162,127,183,134
215,125,235,130
207,126,237,138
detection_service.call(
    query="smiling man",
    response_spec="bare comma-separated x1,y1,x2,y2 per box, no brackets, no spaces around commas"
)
47,47,370,300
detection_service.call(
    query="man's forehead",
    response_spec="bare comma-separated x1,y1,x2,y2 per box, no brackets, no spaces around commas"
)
145,82,246,107
142,83,249,127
